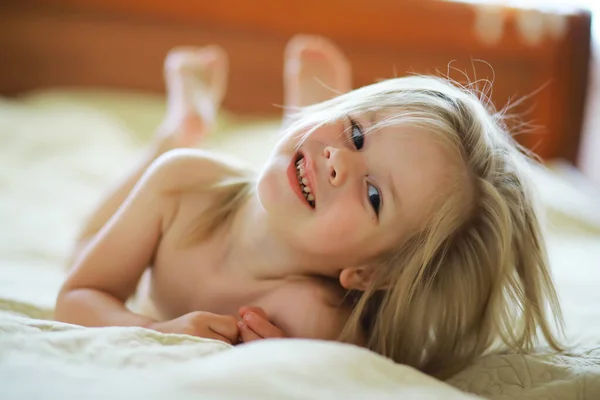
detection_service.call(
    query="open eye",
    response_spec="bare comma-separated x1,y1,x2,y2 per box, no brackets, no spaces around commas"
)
349,118,364,150
367,183,381,216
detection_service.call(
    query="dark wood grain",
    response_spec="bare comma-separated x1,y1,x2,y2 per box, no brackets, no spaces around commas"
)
0,0,591,163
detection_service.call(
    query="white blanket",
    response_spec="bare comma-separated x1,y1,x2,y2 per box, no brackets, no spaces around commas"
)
1,90,600,399
1,309,477,400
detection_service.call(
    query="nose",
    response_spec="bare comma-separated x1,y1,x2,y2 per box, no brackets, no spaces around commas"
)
324,146,363,186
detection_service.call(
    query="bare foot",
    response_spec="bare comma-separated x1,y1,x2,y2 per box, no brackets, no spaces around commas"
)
283,35,352,115
157,45,228,152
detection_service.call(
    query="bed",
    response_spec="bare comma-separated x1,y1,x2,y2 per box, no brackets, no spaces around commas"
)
1,1,600,399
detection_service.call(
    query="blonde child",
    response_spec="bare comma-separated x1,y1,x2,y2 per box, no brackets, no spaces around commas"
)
56,35,563,379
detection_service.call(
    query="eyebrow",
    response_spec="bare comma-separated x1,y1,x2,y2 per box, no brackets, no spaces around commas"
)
386,170,400,214
366,111,399,218
370,112,399,215
368,111,377,128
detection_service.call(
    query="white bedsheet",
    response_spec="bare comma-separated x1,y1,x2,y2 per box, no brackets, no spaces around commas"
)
1,310,477,400
1,90,599,399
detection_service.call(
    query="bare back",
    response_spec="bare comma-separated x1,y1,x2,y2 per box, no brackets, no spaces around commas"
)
136,149,350,341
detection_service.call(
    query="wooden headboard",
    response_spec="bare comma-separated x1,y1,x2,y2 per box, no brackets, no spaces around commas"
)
1,0,591,164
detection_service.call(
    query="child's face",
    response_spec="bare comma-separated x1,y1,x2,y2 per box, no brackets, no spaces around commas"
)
258,111,456,277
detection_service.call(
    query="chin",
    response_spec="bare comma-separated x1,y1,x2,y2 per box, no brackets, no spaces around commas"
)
255,169,274,209
256,170,301,239
256,164,288,219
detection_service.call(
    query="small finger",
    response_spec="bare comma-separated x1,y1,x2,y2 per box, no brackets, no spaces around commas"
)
208,315,240,343
203,329,233,345
239,306,269,320
243,312,285,338
238,321,262,343
239,306,250,316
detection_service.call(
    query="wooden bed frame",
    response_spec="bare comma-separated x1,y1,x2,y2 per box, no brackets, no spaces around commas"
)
1,0,591,164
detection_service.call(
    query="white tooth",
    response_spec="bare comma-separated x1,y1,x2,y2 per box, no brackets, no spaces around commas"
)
299,167,304,175
303,186,311,193
307,194,315,201
302,178,309,185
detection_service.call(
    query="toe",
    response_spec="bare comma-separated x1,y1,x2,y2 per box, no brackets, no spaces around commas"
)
158,45,229,149
283,35,352,109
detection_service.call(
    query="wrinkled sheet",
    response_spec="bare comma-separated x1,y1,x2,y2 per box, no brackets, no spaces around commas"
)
1,90,599,399
0,308,478,400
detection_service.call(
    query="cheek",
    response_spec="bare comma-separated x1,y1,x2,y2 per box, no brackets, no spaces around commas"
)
270,129,301,158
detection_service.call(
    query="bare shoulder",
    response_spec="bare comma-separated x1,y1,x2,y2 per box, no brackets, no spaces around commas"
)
148,148,252,192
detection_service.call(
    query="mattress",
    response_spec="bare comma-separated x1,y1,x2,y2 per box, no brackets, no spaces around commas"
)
1,89,599,399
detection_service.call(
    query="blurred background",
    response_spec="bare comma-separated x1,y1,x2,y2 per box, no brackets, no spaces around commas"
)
1,0,598,175
0,0,600,176
0,0,599,308
1,4,600,397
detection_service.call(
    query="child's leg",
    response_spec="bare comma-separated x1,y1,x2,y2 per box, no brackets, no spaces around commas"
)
68,46,228,265
283,35,352,124
157,45,228,150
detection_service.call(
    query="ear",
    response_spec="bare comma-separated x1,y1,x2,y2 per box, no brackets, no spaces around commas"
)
339,267,374,291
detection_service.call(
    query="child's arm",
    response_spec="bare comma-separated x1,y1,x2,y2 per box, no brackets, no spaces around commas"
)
68,143,167,268
55,150,182,328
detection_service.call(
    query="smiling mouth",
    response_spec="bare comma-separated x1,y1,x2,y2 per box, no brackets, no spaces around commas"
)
295,155,316,208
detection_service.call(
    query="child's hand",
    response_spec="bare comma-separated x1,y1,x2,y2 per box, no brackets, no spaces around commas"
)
238,306,286,343
148,311,239,345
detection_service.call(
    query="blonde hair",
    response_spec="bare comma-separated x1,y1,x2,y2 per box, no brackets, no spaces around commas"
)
188,76,565,379
290,76,564,378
